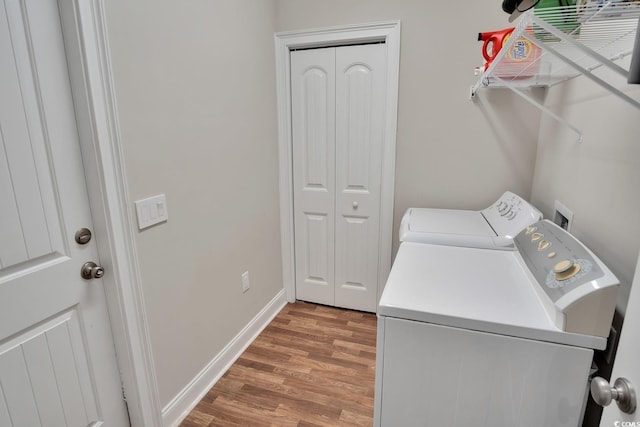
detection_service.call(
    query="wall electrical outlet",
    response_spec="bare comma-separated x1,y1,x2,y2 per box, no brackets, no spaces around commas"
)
553,200,573,232
241,271,250,293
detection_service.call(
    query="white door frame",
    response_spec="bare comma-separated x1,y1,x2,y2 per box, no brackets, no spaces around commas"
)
274,21,401,303
59,1,162,425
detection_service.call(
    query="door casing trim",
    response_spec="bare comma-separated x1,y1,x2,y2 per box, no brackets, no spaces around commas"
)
59,1,162,425
274,21,401,304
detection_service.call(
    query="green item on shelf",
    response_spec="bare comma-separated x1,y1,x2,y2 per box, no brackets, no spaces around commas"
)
534,0,581,38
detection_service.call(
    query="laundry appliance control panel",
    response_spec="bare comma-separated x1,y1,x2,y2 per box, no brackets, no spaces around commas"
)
515,220,618,338
481,191,542,239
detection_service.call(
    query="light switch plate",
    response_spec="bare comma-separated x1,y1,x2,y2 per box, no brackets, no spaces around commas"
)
135,194,168,230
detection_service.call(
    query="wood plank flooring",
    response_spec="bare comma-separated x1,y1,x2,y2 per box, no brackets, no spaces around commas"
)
180,302,377,427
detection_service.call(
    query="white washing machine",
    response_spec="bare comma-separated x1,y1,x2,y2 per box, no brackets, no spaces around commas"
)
374,220,618,427
399,191,542,249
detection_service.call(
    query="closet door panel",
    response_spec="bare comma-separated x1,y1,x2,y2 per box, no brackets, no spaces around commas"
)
291,48,336,306
335,43,387,312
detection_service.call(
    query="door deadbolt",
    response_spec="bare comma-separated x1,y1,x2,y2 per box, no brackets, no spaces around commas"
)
75,228,92,245
81,262,105,280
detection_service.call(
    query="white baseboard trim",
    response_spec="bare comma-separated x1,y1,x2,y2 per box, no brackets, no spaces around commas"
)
162,289,288,427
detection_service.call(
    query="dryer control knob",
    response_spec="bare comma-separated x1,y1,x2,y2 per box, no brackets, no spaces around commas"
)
554,259,581,281
531,232,544,241
538,240,551,251
554,259,574,274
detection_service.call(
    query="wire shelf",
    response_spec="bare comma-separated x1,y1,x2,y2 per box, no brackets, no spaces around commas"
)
471,1,640,139
476,3,640,87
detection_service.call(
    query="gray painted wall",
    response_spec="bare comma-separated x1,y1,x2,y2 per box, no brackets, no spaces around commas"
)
103,0,282,406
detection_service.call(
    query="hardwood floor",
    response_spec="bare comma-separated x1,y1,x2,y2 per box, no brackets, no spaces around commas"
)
180,302,377,427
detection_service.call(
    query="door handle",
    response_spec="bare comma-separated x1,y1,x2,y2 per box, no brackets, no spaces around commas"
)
591,376,637,414
81,262,105,280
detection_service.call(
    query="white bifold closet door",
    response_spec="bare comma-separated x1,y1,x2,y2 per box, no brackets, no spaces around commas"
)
291,43,387,313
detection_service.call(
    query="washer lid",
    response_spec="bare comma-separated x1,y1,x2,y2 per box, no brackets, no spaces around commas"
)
399,192,541,249
404,208,492,236
399,208,507,249
379,242,606,350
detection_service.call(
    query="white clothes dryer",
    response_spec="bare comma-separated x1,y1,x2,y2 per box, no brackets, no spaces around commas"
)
399,191,542,249
374,220,618,427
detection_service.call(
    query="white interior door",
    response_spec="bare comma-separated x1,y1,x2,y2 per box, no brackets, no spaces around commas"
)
0,0,129,425
291,47,336,307
291,43,386,312
334,44,386,312
599,253,640,426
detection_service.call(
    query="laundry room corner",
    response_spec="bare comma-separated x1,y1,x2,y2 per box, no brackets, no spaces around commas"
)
275,0,543,258
531,71,640,316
